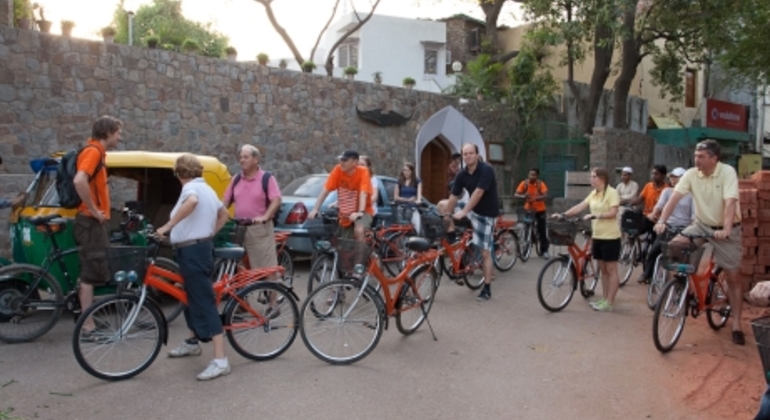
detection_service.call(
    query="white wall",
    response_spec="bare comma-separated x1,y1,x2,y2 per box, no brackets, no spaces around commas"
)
319,13,450,93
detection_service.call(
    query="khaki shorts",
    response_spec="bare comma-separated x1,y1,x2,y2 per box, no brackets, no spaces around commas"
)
339,214,373,239
681,221,742,271
243,221,278,269
74,214,110,285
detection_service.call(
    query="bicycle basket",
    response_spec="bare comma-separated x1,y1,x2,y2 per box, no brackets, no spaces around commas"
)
106,246,148,284
336,238,370,275
547,221,578,246
306,219,339,251
660,241,706,274
516,208,535,224
621,210,644,234
752,316,770,384
422,213,446,242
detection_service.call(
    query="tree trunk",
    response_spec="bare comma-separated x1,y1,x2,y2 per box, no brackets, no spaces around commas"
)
480,0,506,55
254,0,305,67
612,5,641,129
580,21,615,135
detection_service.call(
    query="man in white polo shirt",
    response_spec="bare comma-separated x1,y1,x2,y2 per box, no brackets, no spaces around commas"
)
654,140,744,345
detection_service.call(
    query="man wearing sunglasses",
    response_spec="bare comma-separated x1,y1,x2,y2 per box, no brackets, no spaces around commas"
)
654,140,744,345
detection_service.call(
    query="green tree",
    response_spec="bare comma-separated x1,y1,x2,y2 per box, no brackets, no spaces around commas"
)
710,0,770,85
111,0,229,58
447,54,505,99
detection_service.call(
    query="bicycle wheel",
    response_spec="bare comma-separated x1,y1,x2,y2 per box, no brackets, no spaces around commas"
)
533,228,543,257
647,254,666,310
618,240,637,287
224,282,299,361
518,224,532,262
276,248,295,288
652,278,688,353
380,231,408,277
73,295,163,381
493,229,518,272
537,257,576,312
0,264,63,343
396,264,438,335
300,280,384,365
147,257,184,324
462,244,486,290
706,272,730,331
580,258,600,298
306,253,337,296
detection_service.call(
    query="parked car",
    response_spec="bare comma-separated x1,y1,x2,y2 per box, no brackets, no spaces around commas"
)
275,174,431,255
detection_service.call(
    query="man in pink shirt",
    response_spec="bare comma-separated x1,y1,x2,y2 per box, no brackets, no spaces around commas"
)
223,145,282,271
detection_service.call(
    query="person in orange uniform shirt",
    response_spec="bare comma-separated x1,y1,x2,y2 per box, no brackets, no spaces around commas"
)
515,168,550,259
629,165,667,240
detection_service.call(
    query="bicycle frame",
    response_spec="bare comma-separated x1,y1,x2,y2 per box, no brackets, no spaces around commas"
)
439,229,475,276
564,234,593,284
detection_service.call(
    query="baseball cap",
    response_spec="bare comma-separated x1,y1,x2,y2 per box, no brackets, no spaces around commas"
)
670,167,686,177
621,166,633,174
338,150,360,161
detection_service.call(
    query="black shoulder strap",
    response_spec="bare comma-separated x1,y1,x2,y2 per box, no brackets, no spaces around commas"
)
228,173,242,205
262,171,272,208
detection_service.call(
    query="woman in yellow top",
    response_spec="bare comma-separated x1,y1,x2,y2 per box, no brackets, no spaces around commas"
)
554,168,622,312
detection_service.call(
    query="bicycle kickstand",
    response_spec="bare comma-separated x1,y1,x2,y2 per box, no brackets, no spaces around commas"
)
421,305,438,342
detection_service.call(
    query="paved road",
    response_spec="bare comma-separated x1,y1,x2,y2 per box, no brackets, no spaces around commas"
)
0,255,754,420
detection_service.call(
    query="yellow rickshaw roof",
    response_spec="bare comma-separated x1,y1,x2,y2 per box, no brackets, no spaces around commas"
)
106,151,227,172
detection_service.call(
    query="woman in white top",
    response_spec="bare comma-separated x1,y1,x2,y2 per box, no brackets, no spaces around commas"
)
155,154,230,381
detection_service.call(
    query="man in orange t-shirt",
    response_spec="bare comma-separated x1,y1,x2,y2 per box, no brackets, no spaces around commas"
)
308,150,373,241
74,116,121,336
515,167,550,258
629,165,667,238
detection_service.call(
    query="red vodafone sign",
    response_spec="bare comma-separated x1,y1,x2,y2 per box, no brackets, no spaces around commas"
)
706,98,748,132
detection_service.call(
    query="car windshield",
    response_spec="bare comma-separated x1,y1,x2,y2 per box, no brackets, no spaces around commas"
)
282,175,328,197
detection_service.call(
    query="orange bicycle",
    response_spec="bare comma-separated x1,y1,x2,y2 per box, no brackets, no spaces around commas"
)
300,236,441,365
493,216,519,272
226,219,294,285
536,219,600,312
72,239,299,381
652,233,730,353
428,212,485,290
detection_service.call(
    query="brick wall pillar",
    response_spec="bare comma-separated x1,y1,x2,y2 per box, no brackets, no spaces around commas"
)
0,0,12,27
590,127,655,186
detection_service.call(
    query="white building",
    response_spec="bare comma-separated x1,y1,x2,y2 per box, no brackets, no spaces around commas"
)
312,12,454,93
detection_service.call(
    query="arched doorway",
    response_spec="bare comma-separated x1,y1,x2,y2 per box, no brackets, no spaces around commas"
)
420,137,452,204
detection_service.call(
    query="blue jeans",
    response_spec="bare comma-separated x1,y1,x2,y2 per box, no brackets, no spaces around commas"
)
174,241,222,342
756,384,770,420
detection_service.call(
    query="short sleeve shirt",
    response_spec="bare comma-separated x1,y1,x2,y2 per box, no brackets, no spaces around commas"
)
655,188,694,228
223,169,282,220
516,180,548,212
451,162,499,218
674,163,740,227
616,181,639,202
639,182,666,215
324,165,373,227
76,140,109,219
170,178,224,244
582,187,621,240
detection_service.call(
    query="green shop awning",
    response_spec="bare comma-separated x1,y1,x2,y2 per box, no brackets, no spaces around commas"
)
648,127,750,147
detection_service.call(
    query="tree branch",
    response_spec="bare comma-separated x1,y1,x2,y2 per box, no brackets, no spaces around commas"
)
254,0,305,67
310,0,341,64
324,0,382,76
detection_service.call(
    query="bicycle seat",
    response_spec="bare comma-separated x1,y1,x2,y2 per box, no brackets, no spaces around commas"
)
213,247,245,261
27,214,64,227
405,237,431,252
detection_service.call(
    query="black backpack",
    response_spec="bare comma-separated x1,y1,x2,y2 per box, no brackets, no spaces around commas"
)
56,145,104,209
230,171,280,225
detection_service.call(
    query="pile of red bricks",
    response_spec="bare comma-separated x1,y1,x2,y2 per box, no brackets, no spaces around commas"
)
739,172,770,290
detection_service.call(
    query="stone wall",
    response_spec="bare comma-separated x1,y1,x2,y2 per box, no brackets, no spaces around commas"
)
590,127,655,187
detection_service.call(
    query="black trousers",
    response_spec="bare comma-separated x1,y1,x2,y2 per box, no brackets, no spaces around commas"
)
535,211,549,253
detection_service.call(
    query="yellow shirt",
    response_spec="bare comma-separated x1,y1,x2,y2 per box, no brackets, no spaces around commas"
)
582,187,621,240
674,162,740,227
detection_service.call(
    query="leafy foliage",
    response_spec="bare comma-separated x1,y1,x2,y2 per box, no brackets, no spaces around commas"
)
110,0,229,58
446,54,505,99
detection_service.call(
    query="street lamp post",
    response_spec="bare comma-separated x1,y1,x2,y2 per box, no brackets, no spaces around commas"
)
127,11,134,46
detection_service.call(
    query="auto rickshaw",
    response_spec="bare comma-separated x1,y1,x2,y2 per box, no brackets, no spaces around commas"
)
0,151,232,342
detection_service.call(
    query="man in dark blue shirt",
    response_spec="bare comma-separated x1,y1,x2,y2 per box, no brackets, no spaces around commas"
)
438,143,500,301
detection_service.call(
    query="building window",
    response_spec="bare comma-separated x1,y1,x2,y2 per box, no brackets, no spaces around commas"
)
338,42,359,68
424,48,438,75
685,69,696,108
445,50,453,74
468,28,481,53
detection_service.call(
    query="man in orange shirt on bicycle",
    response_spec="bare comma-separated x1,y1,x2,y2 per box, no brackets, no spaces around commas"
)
515,167,550,259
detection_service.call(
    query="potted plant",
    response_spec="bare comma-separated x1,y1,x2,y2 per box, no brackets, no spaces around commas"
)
100,26,117,43
13,0,33,30
145,34,160,49
278,59,287,69
301,61,316,73
257,53,269,66
373,71,382,84
344,66,357,81
225,46,237,61
33,3,51,33
60,20,75,37
181,38,200,53
403,77,416,89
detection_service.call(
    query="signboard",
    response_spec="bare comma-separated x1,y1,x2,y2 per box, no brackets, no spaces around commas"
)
705,98,748,132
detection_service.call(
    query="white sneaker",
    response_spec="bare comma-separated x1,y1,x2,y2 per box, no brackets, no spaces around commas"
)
542,252,550,260
197,360,231,381
168,341,202,358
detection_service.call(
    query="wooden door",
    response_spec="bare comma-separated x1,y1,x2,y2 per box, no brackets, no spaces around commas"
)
420,139,451,204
